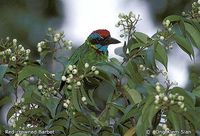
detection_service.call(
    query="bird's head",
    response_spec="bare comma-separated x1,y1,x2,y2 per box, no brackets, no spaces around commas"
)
88,29,120,46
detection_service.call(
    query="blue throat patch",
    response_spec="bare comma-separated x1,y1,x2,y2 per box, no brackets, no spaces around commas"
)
91,44,108,53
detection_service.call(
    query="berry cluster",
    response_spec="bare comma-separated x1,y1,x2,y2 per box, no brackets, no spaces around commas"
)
37,28,72,54
0,38,30,65
154,83,187,111
62,63,100,90
9,98,27,128
62,96,87,116
181,0,200,18
61,64,82,90
37,74,57,98
115,11,139,38
155,19,174,50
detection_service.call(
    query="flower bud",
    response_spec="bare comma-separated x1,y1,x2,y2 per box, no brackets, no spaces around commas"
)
165,20,170,27
115,23,120,27
63,103,68,108
150,75,155,78
26,49,31,54
178,96,184,101
66,99,70,104
81,96,86,102
61,76,67,81
76,81,81,86
68,65,73,71
170,100,174,104
68,74,73,79
6,49,12,54
118,13,125,18
159,36,164,40
72,69,78,74
21,98,25,102
155,95,160,100
38,47,42,52
139,64,144,69
67,85,72,90
91,66,96,71
182,12,186,16
163,96,168,102
66,78,71,83
154,99,159,104
156,85,161,92
178,101,182,105
48,27,52,31
11,56,16,61
38,85,43,90
18,44,23,49
168,94,173,99
180,103,185,109
68,40,72,46
13,39,17,45
20,47,25,52
94,70,99,75
84,63,89,68
159,93,164,98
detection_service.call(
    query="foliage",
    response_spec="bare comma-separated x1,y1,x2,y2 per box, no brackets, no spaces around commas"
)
1,1,200,136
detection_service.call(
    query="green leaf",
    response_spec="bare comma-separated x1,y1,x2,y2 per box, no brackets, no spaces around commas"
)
128,43,145,52
167,110,183,131
125,60,143,84
164,15,182,22
182,109,200,129
0,64,8,85
80,86,96,106
16,116,28,127
40,50,52,60
144,46,156,70
7,106,16,121
133,32,149,44
193,86,200,97
41,97,60,118
184,22,200,50
170,87,195,108
18,66,50,84
124,127,136,136
155,43,168,69
173,35,194,58
136,95,159,136
49,126,66,135
72,89,81,112
70,132,91,136
124,85,142,104
0,96,10,107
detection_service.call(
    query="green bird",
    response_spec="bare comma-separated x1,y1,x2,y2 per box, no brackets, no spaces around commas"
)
59,29,120,91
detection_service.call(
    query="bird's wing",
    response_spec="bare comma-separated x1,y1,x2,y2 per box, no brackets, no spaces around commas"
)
59,41,89,91
65,41,89,68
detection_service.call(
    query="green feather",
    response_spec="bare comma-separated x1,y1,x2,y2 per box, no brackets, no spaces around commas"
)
59,40,109,91
66,40,108,67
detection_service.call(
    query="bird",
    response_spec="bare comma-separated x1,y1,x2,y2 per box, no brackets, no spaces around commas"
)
59,29,120,91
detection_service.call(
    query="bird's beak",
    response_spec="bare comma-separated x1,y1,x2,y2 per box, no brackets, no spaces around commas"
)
108,37,121,44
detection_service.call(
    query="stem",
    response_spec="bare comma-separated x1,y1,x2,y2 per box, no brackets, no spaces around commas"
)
15,48,19,102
